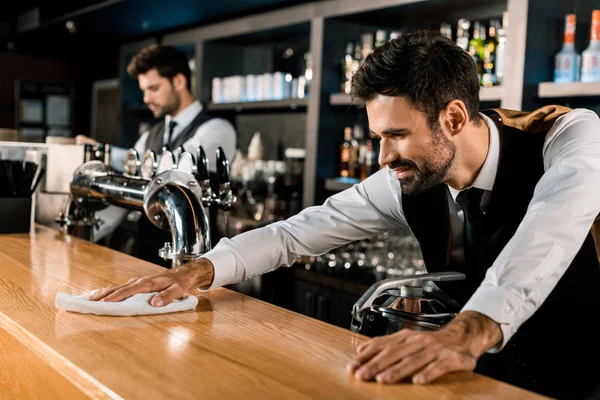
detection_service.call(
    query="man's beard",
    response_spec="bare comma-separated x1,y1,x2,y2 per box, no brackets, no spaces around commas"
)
150,94,180,119
391,129,456,196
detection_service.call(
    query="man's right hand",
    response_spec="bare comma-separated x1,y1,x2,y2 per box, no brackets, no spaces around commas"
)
75,135,100,146
88,258,215,307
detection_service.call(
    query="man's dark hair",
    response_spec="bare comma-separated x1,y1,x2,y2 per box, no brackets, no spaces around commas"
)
127,44,192,91
352,30,481,129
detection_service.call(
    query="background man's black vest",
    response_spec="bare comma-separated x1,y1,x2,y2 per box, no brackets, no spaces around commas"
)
402,106,600,399
134,108,217,267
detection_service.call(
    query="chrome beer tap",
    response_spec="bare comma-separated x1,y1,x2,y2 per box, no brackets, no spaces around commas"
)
193,146,236,237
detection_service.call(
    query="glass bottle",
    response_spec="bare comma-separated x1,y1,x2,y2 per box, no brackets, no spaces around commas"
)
581,10,600,82
341,41,354,94
555,14,580,83
340,127,352,177
375,30,388,47
468,21,486,82
481,19,500,86
496,12,508,85
440,23,452,41
456,19,471,51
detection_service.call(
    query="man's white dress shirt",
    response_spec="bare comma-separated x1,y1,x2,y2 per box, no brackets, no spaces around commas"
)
201,108,600,351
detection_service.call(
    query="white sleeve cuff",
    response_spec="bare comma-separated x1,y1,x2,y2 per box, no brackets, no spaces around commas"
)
200,246,241,290
461,283,525,352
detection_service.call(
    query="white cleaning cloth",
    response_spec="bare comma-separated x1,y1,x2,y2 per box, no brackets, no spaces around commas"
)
55,290,198,316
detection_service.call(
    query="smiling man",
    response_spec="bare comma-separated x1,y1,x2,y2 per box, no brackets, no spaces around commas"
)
90,31,600,398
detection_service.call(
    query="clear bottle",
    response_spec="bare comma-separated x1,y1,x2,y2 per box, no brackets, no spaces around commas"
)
340,127,352,177
468,21,486,82
581,10,600,82
440,23,452,41
496,12,508,85
456,19,471,51
555,14,580,83
481,19,500,86
341,41,354,94
375,30,388,47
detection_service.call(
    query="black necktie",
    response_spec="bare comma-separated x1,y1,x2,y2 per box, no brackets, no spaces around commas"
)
456,187,486,266
166,120,178,147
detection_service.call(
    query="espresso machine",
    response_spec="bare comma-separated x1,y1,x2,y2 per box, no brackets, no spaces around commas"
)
350,272,465,336
56,146,235,267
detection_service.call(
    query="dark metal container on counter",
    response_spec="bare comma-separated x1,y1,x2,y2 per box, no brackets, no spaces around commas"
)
350,272,465,337
0,198,32,233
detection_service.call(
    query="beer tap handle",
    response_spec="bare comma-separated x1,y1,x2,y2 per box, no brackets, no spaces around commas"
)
195,146,212,205
195,146,210,183
216,147,236,237
215,146,230,187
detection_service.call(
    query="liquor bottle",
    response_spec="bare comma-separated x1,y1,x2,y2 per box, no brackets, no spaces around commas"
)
555,14,580,83
389,31,401,41
340,127,352,177
468,21,486,81
361,33,374,62
496,12,508,85
348,123,364,179
303,51,312,97
351,42,363,77
581,10,600,82
341,41,354,94
375,30,388,47
481,19,500,86
440,23,452,40
360,140,379,180
456,19,471,51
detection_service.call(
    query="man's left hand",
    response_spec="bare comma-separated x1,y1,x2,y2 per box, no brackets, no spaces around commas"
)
347,311,503,384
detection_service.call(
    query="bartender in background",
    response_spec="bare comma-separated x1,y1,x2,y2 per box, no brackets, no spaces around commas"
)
77,44,237,265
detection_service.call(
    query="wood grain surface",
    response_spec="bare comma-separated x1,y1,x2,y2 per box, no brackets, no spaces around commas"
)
0,325,89,399
0,225,549,399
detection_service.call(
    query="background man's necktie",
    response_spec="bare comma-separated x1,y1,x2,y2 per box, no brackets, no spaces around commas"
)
166,120,178,148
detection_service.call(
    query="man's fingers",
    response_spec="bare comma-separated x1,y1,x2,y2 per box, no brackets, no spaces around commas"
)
355,342,424,381
412,350,476,384
88,277,138,301
375,347,437,384
99,276,171,303
151,282,187,307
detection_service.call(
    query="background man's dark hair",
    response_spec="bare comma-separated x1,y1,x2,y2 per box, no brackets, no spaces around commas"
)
352,30,481,129
127,44,192,92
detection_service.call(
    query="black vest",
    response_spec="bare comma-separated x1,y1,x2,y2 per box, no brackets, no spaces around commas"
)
402,108,600,399
145,109,213,154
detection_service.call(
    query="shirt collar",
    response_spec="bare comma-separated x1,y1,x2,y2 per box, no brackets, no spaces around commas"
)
165,100,202,133
447,112,500,201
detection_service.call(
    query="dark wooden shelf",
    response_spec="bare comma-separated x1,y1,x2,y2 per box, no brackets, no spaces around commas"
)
330,86,504,106
538,81,600,98
208,98,309,111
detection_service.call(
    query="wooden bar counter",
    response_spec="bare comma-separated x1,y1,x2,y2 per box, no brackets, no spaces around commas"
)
0,225,548,399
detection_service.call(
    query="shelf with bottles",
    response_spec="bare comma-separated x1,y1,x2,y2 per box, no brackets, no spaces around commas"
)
324,1,508,103
200,22,312,111
323,123,381,194
550,10,600,91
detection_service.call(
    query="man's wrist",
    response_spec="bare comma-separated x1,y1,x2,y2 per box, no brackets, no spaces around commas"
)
444,310,503,356
191,258,215,289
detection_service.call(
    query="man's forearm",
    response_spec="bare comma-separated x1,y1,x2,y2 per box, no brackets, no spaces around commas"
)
444,311,503,356
189,258,215,289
